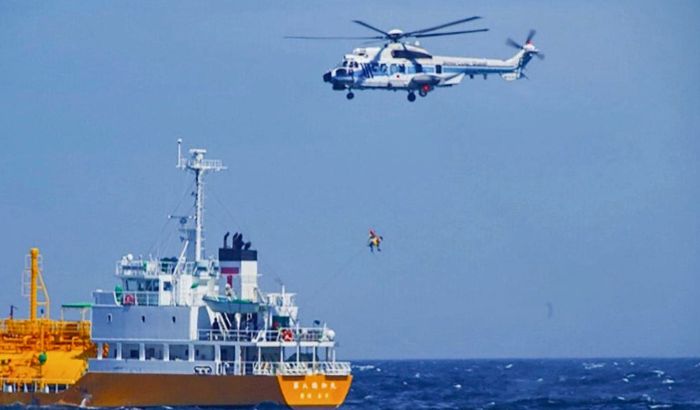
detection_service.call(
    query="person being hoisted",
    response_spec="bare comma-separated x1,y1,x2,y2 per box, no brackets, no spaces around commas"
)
368,229,383,253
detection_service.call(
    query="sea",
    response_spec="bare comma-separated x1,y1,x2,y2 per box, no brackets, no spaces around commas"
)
337,359,700,409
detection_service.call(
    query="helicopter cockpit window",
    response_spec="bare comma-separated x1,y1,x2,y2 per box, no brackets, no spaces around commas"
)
399,65,406,73
389,64,398,74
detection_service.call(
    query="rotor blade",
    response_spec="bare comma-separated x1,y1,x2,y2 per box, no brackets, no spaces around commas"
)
352,20,390,37
413,28,489,38
284,35,384,40
405,16,482,36
525,29,536,43
506,38,522,49
361,39,387,45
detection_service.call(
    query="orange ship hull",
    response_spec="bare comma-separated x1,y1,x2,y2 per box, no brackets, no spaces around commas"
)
0,372,352,408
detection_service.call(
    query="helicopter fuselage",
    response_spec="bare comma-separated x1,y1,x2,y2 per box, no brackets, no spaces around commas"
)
323,42,535,99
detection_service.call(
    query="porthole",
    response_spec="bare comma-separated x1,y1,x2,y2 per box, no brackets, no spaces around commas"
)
141,315,146,323
172,316,176,323
107,314,112,323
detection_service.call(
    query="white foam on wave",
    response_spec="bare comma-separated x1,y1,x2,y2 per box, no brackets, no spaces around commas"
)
622,377,630,383
353,364,375,371
454,384,462,389
536,378,543,382
661,378,675,384
583,362,606,370
505,363,513,369
616,396,626,401
652,369,665,377
649,405,672,409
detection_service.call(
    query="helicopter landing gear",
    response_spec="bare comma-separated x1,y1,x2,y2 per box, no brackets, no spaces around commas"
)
407,92,416,102
419,89,428,97
346,91,354,100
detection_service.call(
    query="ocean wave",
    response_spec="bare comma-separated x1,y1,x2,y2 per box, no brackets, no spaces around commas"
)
582,361,606,370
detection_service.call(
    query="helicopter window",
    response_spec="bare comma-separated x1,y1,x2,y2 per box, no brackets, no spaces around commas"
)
342,61,348,67
399,65,406,73
380,64,387,73
391,50,432,59
389,64,398,74
371,63,379,72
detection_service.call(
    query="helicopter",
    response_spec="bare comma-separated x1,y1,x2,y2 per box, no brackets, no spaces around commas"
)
286,17,544,102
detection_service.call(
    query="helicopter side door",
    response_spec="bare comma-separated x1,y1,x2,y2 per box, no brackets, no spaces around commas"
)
388,63,408,88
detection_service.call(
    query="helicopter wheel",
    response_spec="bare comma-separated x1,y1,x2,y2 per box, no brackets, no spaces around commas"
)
346,91,354,100
419,89,428,97
407,92,416,102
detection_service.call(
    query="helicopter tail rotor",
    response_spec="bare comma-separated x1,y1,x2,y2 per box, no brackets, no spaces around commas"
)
506,29,545,60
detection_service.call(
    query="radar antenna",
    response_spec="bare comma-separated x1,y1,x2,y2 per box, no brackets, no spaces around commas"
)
176,139,227,261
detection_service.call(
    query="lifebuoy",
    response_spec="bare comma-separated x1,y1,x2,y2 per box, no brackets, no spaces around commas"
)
281,329,294,342
123,294,135,305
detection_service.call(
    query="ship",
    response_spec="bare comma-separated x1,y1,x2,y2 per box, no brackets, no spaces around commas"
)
0,141,352,408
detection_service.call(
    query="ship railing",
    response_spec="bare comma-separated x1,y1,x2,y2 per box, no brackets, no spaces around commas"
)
116,260,215,277
1,377,76,394
95,290,160,306
249,361,352,376
0,319,91,341
198,327,334,343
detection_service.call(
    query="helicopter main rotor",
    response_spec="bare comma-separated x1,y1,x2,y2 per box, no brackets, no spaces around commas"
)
285,16,489,43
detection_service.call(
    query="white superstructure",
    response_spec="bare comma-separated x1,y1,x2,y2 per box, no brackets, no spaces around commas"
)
89,142,350,378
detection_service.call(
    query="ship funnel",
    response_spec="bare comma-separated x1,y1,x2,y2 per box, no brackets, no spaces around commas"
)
219,233,259,302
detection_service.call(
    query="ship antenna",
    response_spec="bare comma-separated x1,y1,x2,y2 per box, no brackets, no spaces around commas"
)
176,140,227,261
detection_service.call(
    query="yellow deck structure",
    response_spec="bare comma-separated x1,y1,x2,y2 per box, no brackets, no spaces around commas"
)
0,248,94,393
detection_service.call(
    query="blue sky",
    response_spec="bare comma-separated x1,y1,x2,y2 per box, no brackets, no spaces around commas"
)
0,1,698,359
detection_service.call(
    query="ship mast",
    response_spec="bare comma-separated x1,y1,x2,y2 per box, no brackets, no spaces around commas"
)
177,139,226,261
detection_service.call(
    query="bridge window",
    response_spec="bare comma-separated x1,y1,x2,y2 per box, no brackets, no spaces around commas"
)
145,344,164,360
169,344,189,361
195,345,215,361
104,343,118,359
123,343,140,360
436,65,442,74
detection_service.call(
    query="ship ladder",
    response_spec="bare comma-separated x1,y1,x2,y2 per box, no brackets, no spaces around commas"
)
214,312,230,339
